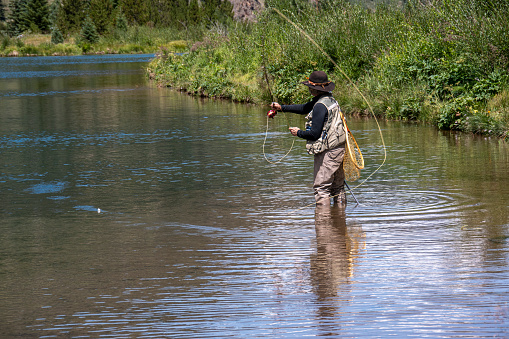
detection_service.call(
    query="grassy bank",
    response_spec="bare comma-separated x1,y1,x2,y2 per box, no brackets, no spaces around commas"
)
0,26,191,56
148,0,509,139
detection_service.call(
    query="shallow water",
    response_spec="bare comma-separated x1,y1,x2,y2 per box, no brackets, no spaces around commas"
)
0,55,508,338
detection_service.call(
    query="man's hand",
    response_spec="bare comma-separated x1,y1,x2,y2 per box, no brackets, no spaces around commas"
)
289,127,300,136
271,102,282,111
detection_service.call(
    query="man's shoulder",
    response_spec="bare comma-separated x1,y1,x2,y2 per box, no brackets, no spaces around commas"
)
315,94,336,106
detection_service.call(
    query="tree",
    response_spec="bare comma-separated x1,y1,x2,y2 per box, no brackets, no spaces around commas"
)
89,0,114,34
7,0,29,35
188,0,202,26
57,0,87,34
202,0,233,26
81,15,99,43
145,0,159,26
174,0,189,26
1,1,6,23
158,0,188,27
51,26,64,44
115,7,128,31
218,0,234,24
25,0,51,33
119,0,149,26
49,0,61,27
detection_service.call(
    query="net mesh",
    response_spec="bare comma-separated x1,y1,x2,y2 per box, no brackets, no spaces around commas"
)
342,116,364,182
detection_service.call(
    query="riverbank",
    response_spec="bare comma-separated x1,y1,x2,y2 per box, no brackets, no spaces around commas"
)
147,0,509,140
0,27,189,57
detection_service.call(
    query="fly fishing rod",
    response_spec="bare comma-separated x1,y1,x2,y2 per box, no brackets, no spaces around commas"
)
261,36,296,165
345,182,360,206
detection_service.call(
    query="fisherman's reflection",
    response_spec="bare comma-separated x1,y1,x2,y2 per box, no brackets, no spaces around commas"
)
310,205,365,333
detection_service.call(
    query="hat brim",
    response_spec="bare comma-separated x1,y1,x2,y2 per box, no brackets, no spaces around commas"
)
302,80,335,92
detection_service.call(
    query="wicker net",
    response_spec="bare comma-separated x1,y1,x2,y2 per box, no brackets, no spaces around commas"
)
341,116,364,182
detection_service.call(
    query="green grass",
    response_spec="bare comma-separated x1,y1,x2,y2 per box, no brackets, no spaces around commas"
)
0,26,192,56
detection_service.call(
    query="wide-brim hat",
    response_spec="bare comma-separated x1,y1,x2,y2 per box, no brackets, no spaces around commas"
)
301,71,335,92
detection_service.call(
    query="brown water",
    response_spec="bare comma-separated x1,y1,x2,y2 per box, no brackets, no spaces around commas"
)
0,55,508,338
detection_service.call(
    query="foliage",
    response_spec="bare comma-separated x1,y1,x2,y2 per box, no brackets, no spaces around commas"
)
80,16,100,44
115,8,128,32
0,0,230,45
89,0,115,34
0,1,6,22
57,0,87,34
0,32,82,56
0,26,190,56
117,0,232,28
147,0,509,138
188,0,201,26
202,0,234,26
51,27,64,44
49,0,60,27
120,0,149,26
25,0,51,33
6,0,50,34
1,36,9,50
7,0,29,36
1,0,507,138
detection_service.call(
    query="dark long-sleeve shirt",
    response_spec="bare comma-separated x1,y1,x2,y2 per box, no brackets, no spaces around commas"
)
281,93,330,141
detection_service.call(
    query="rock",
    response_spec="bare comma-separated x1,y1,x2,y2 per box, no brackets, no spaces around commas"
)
230,0,264,21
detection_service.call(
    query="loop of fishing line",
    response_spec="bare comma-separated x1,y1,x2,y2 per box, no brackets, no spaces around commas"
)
265,7,388,193
263,114,296,164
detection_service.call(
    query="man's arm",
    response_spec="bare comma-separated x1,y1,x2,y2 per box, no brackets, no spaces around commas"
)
280,102,314,115
271,101,314,115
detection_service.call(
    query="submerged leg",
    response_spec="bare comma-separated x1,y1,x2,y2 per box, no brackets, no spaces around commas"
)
313,146,345,205
331,160,346,206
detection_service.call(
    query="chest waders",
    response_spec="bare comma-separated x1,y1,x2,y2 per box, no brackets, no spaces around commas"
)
305,95,346,155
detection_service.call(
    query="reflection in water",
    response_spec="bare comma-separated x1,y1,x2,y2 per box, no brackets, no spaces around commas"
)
311,205,365,336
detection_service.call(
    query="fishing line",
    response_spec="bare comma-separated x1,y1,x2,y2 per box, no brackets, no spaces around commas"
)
263,115,296,164
266,7,387,192
261,34,296,165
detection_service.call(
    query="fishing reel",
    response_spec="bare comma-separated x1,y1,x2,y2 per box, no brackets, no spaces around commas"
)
267,109,278,119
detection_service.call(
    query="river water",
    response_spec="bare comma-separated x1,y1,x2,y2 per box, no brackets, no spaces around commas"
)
1,54,508,338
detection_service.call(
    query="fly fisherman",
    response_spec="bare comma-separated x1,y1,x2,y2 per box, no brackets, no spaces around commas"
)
270,71,347,206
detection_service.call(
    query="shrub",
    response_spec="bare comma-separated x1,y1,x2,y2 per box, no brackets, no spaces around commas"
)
117,44,145,53
459,112,506,136
81,43,92,53
471,70,508,102
19,44,39,55
51,27,64,44
166,40,187,52
1,36,9,50
488,90,509,127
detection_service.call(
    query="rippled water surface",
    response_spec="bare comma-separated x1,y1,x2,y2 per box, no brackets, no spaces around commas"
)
1,55,508,338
